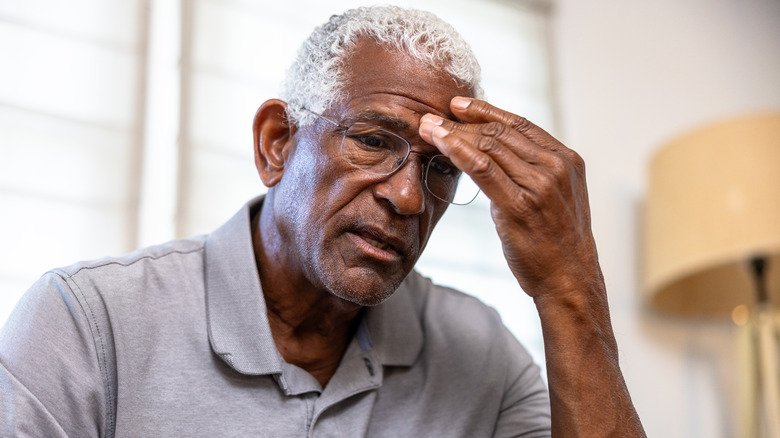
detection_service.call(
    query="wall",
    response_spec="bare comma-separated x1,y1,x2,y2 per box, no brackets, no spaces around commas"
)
0,1,145,323
551,0,780,436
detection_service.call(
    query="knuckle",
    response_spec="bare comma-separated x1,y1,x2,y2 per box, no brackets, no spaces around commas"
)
476,135,498,153
469,153,494,176
509,116,533,133
473,100,506,122
570,150,585,168
514,190,538,214
480,121,507,138
533,170,558,198
548,154,568,177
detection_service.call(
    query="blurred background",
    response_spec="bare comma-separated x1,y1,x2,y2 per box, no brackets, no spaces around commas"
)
0,0,778,436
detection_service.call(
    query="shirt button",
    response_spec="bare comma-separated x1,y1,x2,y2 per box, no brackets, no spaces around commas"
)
363,357,375,376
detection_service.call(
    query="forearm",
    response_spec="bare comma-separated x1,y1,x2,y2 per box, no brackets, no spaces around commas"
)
418,97,645,435
535,282,645,437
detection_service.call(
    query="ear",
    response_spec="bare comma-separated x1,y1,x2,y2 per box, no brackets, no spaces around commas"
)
253,99,296,187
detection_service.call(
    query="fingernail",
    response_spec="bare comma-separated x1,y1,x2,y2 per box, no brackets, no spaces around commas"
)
452,96,472,110
421,114,444,125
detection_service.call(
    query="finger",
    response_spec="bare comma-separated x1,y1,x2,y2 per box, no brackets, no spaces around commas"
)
421,118,537,183
429,121,577,206
420,113,561,169
424,123,529,206
449,97,574,158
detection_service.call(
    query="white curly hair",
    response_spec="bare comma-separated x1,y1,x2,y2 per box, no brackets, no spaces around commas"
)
281,5,483,127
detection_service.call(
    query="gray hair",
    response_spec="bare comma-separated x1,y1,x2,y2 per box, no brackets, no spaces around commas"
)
281,5,483,127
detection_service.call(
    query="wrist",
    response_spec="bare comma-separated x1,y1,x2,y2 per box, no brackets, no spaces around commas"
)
532,278,618,353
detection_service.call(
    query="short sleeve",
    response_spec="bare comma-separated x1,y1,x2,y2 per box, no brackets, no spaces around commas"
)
0,272,112,437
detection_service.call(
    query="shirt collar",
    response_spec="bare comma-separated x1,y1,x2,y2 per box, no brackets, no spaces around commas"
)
205,196,281,375
204,197,423,375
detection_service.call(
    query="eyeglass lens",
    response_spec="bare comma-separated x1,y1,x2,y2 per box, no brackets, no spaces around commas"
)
340,123,480,205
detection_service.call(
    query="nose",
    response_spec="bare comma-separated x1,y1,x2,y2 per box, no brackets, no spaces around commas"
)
373,155,427,216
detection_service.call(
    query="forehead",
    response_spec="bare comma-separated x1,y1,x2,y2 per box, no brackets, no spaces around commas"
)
333,38,474,124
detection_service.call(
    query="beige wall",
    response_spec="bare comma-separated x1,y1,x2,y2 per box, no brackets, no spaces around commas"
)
551,0,780,436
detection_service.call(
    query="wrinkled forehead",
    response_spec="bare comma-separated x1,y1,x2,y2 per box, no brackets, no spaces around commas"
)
334,38,474,120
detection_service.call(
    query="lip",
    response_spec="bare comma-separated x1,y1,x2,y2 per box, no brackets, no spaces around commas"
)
347,226,406,263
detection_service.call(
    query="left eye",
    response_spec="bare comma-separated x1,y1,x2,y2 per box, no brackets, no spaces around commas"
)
428,157,459,176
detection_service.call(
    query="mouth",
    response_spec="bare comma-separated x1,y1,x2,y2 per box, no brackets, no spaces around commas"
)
361,233,393,251
347,226,407,262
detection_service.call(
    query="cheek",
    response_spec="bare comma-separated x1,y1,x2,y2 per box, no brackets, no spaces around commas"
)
283,142,323,191
283,138,353,201
272,144,328,242
275,142,357,241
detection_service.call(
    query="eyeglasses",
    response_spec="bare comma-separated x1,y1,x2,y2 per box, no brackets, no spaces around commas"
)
300,108,480,205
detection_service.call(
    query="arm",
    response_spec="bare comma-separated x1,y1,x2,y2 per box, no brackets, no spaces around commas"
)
419,97,645,437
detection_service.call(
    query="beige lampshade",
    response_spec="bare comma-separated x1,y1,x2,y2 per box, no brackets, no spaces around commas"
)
644,113,780,317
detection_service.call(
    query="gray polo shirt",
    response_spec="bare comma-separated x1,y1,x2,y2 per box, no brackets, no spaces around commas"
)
0,198,550,437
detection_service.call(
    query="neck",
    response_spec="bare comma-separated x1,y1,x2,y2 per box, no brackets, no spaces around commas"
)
252,195,362,386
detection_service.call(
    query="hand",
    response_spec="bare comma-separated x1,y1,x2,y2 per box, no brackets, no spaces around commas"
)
419,97,603,300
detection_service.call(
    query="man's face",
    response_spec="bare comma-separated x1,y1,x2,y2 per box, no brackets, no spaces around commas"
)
272,39,473,306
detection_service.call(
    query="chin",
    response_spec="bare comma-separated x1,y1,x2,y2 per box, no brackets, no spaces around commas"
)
324,266,405,307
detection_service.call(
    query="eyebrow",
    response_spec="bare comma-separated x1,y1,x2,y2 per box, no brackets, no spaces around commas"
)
342,110,411,132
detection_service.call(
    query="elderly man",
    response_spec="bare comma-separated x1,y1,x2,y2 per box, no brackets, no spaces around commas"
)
0,6,644,437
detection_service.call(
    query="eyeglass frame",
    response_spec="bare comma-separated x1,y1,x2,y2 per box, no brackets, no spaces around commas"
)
296,107,479,206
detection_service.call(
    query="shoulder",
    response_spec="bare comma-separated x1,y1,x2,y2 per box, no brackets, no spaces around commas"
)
0,236,211,433
42,237,206,313
48,236,210,341
6,235,210,361
53,237,206,285
5,235,209,351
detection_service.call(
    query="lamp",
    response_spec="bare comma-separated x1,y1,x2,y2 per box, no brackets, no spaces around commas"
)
643,113,780,437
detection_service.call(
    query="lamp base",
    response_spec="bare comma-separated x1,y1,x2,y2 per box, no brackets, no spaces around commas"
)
756,303,780,438
737,303,780,438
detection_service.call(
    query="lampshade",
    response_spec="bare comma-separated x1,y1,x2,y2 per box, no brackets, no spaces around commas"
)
644,113,780,317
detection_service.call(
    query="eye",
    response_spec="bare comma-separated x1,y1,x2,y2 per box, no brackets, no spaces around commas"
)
355,133,389,149
428,156,459,177
345,123,399,151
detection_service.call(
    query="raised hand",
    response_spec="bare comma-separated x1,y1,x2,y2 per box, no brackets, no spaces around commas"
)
418,96,603,301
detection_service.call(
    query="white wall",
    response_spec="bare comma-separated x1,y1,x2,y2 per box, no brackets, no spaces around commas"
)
551,0,780,436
